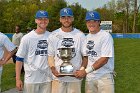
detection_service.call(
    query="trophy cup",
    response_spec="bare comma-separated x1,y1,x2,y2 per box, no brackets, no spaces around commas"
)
58,48,74,76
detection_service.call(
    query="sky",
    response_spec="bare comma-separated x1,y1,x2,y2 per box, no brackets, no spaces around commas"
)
65,0,111,11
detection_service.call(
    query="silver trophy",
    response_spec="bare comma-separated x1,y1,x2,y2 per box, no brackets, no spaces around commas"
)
58,48,74,76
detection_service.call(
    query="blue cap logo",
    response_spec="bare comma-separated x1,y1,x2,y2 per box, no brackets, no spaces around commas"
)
85,11,100,21
60,8,73,17
35,10,48,19
63,9,69,15
89,12,94,18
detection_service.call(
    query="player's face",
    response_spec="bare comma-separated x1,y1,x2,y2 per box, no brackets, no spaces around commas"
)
60,16,74,28
35,18,49,30
86,20,100,34
15,26,20,33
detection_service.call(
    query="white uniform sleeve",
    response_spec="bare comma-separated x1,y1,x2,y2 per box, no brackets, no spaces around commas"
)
3,36,16,52
101,33,114,57
80,34,87,56
16,36,28,58
47,35,55,56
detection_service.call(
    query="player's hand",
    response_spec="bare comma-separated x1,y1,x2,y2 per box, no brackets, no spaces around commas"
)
51,66,59,77
16,79,23,91
74,70,87,78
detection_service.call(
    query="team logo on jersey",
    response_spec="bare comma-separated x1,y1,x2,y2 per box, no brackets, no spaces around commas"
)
87,40,97,57
61,38,74,47
57,38,76,58
89,12,94,18
37,40,48,49
35,40,48,56
63,9,69,14
87,40,94,50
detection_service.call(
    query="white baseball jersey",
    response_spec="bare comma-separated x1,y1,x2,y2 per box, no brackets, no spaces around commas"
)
48,28,86,82
16,30,52,83
12,32,24,47
84,30,114,81
0,32,16,71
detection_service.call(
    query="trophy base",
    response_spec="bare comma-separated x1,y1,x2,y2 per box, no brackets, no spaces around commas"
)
58,73,75,77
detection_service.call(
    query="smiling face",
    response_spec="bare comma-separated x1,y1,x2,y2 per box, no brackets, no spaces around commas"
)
60,16,74,28
86,20,100,34
35,18,49,30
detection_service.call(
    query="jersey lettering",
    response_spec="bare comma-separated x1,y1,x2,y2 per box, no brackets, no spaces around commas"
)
35,40,48,56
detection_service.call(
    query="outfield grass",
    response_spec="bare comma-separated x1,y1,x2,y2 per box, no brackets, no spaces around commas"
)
1,38,140,93
1,63,16,91
114,38,140,93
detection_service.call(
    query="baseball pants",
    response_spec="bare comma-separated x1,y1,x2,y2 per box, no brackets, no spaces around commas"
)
85,73,114,93
52,80,81,93
23,82,51,93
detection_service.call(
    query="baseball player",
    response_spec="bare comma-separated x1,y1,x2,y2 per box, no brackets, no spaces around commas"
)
16,10,52,93
75,11,115,93
0,32,16,92
47,7,88,93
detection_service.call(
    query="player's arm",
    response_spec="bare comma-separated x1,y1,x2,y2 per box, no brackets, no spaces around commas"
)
15,36,27,91
85,57,108,74
0,35,17,65
75,57,108,78
79,56,88,70
16,57,24,91
4,48,17,63
48,56,59,77
74,56,88,78
92,57,108,70
0,48,17,66
47,35,59,77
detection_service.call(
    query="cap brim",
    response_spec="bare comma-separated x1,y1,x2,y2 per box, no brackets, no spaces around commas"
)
35,16,48,19
86,18,100,21
60,15,73,17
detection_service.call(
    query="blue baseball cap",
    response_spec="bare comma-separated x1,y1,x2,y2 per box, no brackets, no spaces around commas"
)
85,11,100,21
60,8,73,17
35,10,49,19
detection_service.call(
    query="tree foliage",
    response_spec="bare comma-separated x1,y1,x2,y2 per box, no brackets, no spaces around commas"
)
0,0,139,33
100,0,140,33
0,0,87,33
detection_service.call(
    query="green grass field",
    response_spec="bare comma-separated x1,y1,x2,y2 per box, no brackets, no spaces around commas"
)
1,38,140,93
1,63,15,91
114,38,140,93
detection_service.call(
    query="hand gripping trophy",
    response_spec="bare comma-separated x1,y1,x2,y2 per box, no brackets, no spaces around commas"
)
58,48,75,76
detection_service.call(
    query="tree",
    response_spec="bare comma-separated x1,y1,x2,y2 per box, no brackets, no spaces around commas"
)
125,0,129,33
70,3,87,33
132,0,138,33
46,0,67,31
